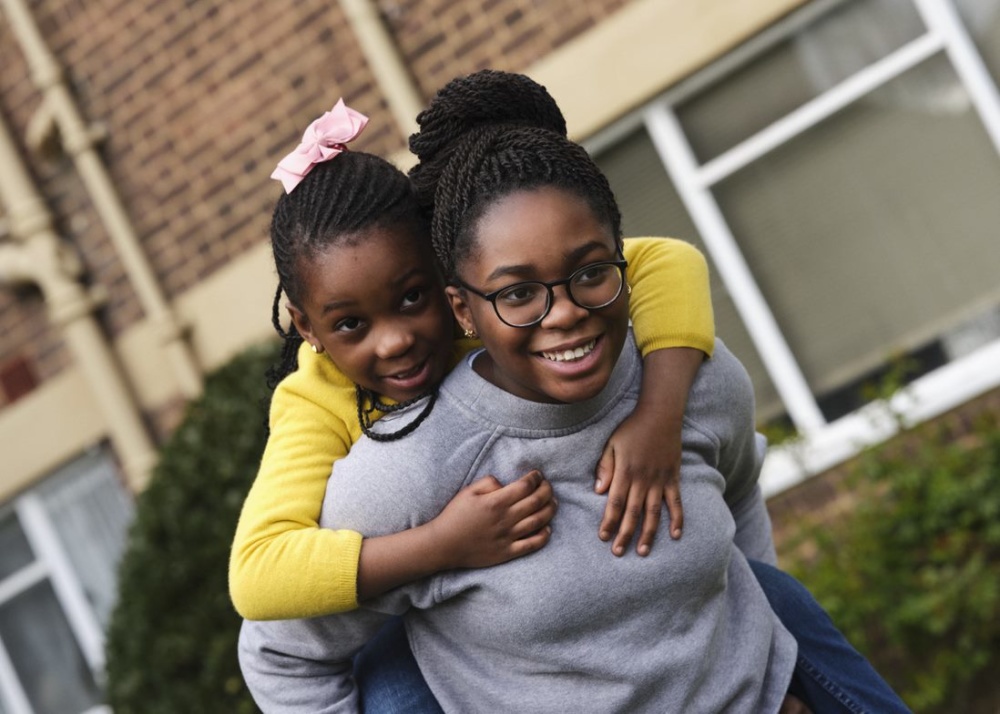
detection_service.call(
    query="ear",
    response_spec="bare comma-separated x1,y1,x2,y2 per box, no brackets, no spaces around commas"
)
286,303,323,353
445,286,476,337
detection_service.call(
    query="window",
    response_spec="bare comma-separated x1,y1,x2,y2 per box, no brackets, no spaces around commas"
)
591,0,1000,489
0,449,131,714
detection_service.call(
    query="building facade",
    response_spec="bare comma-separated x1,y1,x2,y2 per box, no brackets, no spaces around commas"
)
1,0,999,711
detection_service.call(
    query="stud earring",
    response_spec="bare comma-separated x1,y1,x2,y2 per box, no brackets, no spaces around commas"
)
626,283,632,295
463,328,477,339
310,343,320,354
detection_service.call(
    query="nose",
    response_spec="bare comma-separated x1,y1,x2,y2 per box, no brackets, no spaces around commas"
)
374,321,416,360
540,285,588,330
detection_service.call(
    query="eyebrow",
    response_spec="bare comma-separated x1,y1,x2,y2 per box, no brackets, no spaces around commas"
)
320,266,429,315
484,240,612,283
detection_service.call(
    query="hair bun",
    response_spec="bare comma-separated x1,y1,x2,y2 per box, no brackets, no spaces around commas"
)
409,70,567,212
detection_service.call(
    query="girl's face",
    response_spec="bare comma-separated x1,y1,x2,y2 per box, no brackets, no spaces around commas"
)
288,223,455,402
447,186,629,404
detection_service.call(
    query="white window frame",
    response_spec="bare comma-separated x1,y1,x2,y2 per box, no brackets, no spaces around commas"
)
0,454,118,714
589,0,1000,495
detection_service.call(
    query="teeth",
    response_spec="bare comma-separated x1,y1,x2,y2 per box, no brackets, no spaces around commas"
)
541,340,596,363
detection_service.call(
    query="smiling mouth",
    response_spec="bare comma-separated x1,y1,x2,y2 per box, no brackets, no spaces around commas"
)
539,339,597,363
386,360,426,381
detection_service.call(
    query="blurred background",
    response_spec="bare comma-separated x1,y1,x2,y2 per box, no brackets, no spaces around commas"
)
1,0,999,712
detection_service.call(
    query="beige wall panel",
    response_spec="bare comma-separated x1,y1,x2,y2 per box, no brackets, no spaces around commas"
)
172,242,277,373
112,242,276,407
530,0,810,140
0,370,105,500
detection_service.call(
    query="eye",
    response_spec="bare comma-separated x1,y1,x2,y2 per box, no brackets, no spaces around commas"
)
497,283,542,306
334,317,364,333
401,288,425,309
575,264,612,284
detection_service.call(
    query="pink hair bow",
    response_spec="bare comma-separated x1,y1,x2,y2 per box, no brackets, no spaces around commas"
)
271,99,369,193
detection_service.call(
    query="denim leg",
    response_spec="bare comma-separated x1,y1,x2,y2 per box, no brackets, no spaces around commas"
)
353,616,444,714
748,559,912,714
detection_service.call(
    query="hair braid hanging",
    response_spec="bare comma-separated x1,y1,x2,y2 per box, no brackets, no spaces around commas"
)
355,386,439,442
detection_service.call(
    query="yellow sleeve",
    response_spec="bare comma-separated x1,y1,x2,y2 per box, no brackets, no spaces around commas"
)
228,342,366,620
622,237,715,357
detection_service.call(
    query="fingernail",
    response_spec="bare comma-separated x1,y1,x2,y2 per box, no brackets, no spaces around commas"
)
599,530,610,541
638,545,650,556
595,479,603,491
613,545,624,556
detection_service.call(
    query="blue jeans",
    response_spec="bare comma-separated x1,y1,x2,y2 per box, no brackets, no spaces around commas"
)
748,560,911,714
354,563,911,714
353,616,443,714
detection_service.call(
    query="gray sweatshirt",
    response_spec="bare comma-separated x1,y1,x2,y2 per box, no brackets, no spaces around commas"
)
239,336,797,713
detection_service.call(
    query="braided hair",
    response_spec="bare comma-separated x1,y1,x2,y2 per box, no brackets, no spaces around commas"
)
408,70,620,280
267,150,436,440
409,70,567,218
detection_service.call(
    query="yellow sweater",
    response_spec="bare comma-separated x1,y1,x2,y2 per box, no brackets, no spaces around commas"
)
229,237,715,619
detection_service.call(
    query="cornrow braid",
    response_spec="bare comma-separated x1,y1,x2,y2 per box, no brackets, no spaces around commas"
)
266,148,436,441
428,124,622,282
409,70,567,217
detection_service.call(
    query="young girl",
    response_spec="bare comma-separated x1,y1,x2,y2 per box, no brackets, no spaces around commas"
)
228,98,715,622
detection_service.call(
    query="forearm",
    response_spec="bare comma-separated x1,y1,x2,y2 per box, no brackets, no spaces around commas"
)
356,523,450,601
231,522,363,620
635,347,704,425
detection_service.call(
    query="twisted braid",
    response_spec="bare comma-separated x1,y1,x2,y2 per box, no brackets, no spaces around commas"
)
409,70,567,216
356,386,439,442
429,125,622,282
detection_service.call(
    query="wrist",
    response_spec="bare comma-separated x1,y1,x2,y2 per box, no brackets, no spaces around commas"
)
419,517,456,573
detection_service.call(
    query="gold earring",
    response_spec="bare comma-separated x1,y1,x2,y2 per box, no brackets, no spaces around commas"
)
310,343,320,354
463,328,477,339
626,283,632,295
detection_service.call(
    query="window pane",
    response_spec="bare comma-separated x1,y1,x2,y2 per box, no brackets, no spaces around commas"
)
0,581,103,714
36,450,133,628
676,0,926,163
711,53,1000,406
0,509,33,581
593,127,786,422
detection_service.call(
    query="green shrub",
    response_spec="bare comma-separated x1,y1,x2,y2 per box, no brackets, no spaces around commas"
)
786,410,1000,713
105,343,279,714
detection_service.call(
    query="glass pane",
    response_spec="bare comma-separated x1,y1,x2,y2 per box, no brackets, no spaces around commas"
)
676,0,926,163
711,53,1000,410
0,509,33,581
593,127,786,422
0,580,103,714
955,0,1000,89
36,450,134,628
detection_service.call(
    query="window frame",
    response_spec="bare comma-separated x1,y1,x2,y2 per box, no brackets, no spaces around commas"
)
587,0,1000,494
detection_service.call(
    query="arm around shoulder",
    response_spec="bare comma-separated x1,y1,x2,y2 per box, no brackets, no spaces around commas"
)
229,351,365,620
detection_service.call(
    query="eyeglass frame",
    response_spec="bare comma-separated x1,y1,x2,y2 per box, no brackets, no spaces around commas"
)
453,258,629,328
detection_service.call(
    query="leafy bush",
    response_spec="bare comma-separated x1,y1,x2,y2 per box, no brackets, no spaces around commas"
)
105,343,279,714
786,410,1000,713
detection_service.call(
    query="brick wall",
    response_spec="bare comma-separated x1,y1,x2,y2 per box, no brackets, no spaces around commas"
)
0,0,626,412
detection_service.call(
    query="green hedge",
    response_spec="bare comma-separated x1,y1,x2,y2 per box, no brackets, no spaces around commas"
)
786,410,1000,713
105,343,279,714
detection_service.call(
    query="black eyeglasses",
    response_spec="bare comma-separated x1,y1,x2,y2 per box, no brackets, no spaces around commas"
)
455,259,628,328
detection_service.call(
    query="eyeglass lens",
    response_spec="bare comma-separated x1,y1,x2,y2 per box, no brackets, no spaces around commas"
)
494,263,623,326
